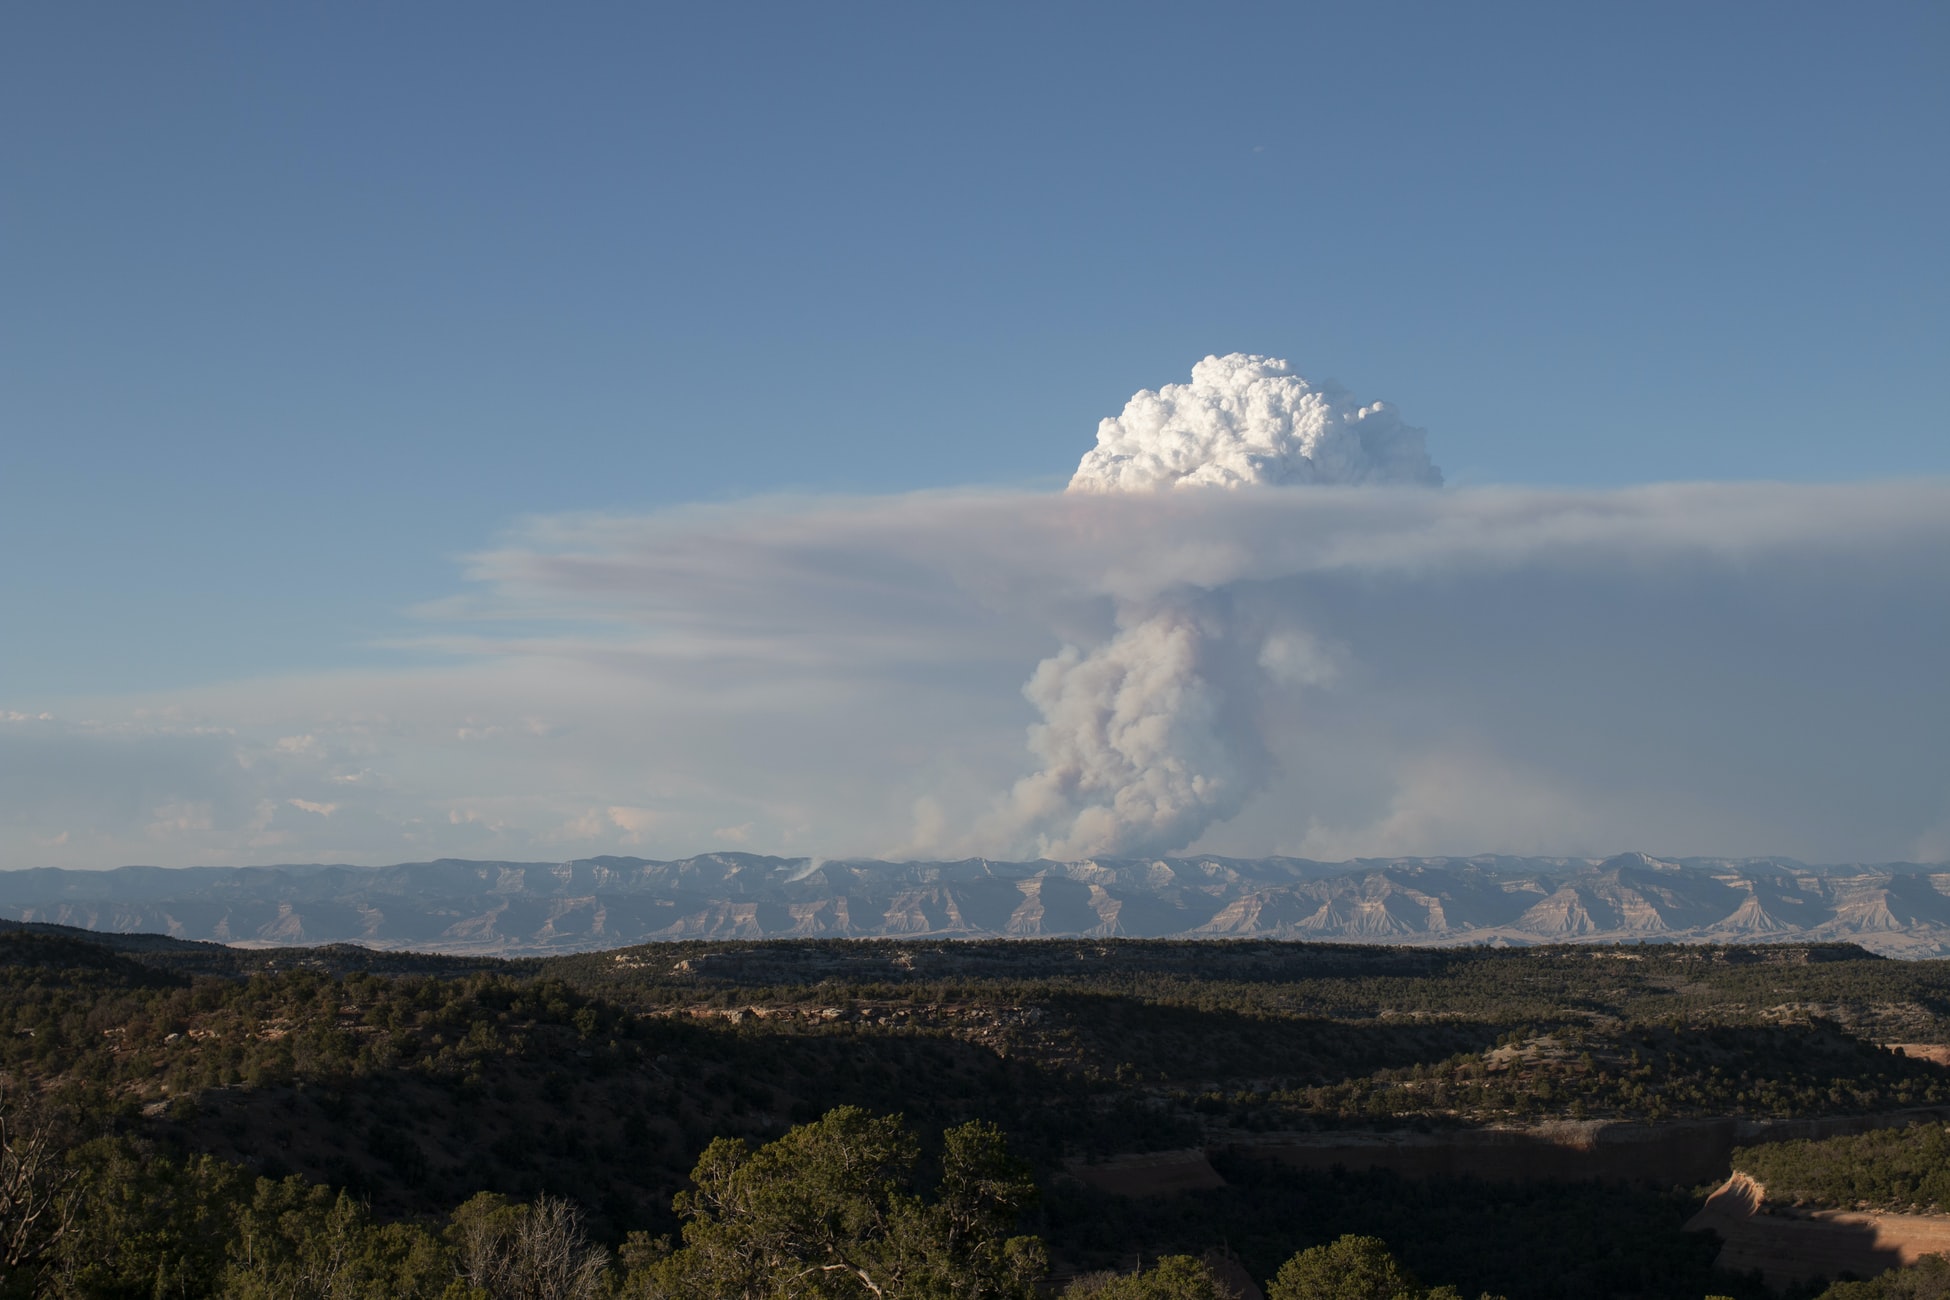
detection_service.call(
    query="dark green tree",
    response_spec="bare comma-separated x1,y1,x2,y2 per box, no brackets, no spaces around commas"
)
1817,1253,1950,1300
220,1175,454,1300
629,1105,1044,1299
1268,1237,1421,1300
1266,1236,1498,1300
1064,1254,1235,1299
39,1139,249,1300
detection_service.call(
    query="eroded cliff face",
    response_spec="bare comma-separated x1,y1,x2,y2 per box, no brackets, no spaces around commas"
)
1689,1169,1950,1286
5,853,1950,956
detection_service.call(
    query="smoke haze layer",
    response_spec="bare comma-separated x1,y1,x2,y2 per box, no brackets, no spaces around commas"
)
5,482,1948,867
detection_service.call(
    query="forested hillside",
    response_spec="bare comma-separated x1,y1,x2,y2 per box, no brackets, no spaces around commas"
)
3,925,1949,1297
1736,1127,1950,1215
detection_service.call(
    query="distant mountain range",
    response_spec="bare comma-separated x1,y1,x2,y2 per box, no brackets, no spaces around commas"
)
4,853,1950,957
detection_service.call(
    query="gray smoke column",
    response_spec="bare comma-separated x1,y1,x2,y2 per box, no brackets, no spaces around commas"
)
998,597,1270,859
1070,353,1441,492
1002,354,1439,858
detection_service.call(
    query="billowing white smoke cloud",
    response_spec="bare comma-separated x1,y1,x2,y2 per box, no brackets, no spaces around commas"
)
1070,353,1442,493
1008,354,1440,858
996,597,1271,859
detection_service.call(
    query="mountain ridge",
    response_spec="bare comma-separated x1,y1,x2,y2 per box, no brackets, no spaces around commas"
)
4,852,1949,956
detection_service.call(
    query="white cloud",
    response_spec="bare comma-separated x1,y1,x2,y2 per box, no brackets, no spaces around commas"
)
147,801,214,836
1070,354,1441,492
550,808,612,842
607,806,660,844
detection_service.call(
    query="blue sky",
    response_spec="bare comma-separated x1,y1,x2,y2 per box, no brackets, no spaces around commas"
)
7,1,1946,695
2,4,1947,868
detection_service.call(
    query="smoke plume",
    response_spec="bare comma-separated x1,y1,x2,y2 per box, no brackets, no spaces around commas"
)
1069,353,1442,493
1006,354,1440,858
996,597,1273,859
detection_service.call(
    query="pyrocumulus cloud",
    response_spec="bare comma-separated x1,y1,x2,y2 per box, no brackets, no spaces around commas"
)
1002,354,1443,858
1069,353,1441,493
